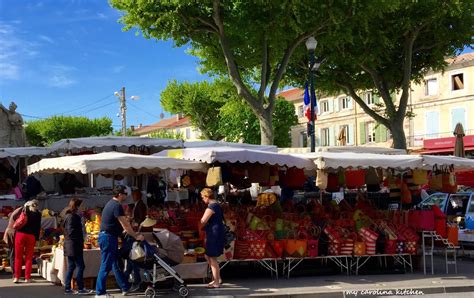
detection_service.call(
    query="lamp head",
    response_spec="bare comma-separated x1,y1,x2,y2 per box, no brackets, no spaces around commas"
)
130,95,140,101
114,91,120,97
305,36,317,51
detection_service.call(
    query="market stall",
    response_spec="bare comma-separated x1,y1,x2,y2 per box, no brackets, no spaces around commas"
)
49,136,183,155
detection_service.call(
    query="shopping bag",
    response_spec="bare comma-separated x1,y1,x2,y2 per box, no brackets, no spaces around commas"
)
365,240,376,255
12,207,28,230
285,231,308,258
405,241,417,255
307,239,319,257
234,240,250,259
401,183,412,204
344,169,366,189
316,170,328,190
354,241,366,256
206,167,222,187
412,169,428,185
429,166,443,191
447,224,458,245
359,227,379,242
442,166,457,193
248,240,266,259
384,239,397,254
408,210,435,231
130,242,146,261
328,241,341,255
265,240,285,258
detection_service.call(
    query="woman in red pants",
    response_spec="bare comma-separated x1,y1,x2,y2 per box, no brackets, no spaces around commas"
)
13,199,41,283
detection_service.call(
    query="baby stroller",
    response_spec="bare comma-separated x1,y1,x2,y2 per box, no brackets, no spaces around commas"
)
133,229,188,297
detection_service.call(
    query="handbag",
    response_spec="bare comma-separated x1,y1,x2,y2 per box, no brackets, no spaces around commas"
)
130,242,146,261
412,169,428,185
344,169,366,189
223,223,236,249
206,166,222,187
316,170,328,190
13,207,28,230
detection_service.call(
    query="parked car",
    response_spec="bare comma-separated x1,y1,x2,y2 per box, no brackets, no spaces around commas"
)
417,192,474,229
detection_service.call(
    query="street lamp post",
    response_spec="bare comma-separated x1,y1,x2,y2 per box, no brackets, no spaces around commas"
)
305,36,318,152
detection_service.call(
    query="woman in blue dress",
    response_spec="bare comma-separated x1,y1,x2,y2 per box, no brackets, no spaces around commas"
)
200,188,224,289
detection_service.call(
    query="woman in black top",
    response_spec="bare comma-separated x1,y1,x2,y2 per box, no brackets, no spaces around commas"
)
63,198,91,295
13,200,41,283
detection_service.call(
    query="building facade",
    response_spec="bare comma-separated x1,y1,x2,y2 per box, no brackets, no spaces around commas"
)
281,53,474,152
132,114,202,141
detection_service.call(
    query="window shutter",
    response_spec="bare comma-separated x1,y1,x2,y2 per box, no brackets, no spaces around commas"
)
334,98,340,112
374,94,380,104
359,122,366,145
380,125,388,142
348,124,354,145
451,108,466,131
329,126,335,146
375,125,381,143
328,99,334,113
317,128,322,146
348,97,353,109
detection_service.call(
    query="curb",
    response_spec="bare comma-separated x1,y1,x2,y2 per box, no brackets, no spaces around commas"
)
191,285,474,298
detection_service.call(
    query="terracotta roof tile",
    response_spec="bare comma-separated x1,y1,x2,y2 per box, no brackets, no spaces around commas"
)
133,116,191,135
446,52,474,65
277,88,303,101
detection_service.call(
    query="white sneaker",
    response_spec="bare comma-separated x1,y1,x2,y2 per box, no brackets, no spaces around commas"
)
95,294,113,298
13,278,19,283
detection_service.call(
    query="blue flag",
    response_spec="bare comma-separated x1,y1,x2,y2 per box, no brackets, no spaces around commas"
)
303,82,310,105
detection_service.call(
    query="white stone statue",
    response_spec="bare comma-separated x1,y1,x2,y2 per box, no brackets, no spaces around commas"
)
0,101,28,147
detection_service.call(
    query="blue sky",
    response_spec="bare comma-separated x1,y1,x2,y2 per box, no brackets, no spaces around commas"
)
0,0,205,131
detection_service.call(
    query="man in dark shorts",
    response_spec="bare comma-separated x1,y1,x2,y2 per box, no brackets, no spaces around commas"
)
95,185,144,297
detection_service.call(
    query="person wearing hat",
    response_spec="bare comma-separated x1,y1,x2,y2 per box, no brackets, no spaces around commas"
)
95,185,144,297
13,199,41,283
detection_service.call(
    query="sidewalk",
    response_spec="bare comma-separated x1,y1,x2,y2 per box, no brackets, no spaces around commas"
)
0,255,473,298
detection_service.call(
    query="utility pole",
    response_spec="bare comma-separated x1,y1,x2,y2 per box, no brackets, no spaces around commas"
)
119,87,126,136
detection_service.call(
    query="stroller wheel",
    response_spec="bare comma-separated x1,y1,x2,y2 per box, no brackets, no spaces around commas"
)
178,285,189,297
145,287,156,298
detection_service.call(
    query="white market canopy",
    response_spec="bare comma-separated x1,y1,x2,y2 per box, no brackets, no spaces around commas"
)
27,152,206,175
0,147,52,158
295,152,423,170
422,155,474,170
279,146,406,155
49,136,183,153
184,140,277,152
155,146,316,170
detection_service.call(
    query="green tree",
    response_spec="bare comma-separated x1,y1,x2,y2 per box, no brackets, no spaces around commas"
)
149,129,183,140
25,116,113,146
160,79,227,140
160,79,297,147
110,0,350,145
286,1,473,149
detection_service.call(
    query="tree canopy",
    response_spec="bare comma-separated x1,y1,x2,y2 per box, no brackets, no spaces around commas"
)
160,79,297,147
110,0,349,145
285,1,473,149
26,116,113,146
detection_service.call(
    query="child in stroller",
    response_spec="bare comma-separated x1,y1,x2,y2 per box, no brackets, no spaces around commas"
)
128,229,188,298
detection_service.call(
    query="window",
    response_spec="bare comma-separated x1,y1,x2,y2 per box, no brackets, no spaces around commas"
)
365,92,374,105
452,73,464,91
339,96,352,110
451,107,466,131
297,105,304,118
185,128,191,139
425,111,440,139
366,122,376,143
339,125,350,145
425,78,438,96
321,128,330,146
299,131,308,148
320,100,330,113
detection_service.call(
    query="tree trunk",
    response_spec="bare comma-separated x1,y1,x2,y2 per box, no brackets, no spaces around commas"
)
389,120,407,150
258,111,274,145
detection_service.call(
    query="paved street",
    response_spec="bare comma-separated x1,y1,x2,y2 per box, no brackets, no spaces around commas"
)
1,255,473,298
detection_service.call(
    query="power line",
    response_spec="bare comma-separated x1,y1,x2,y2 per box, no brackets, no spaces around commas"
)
20,113,45,120
74,101,116,115
128,101,161,119
59,94,115,115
